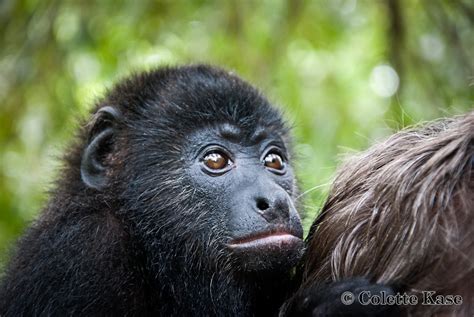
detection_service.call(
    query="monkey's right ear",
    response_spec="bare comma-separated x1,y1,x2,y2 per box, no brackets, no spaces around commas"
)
81,106,121,190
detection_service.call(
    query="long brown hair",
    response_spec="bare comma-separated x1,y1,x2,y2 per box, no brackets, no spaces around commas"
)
302,112,474,315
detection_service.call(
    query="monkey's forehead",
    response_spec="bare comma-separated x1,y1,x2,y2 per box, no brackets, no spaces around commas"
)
184,122,290,149
96,65,291,137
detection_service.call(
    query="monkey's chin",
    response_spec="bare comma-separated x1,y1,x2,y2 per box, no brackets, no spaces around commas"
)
227,233,304,272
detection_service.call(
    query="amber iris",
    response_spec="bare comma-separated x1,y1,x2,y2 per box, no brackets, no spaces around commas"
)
203,152,228,170
264,153,284,170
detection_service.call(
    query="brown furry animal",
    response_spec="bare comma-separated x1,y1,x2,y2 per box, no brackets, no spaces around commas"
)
296,112,474,316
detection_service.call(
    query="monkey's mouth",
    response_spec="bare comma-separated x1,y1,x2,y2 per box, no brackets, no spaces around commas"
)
226,227,304,271
227,229,303,250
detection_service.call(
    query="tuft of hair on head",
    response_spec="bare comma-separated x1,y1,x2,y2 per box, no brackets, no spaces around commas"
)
303,111,474,316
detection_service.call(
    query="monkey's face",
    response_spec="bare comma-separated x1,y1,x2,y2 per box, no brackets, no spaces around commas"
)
80,65,304,275
184,123,304,273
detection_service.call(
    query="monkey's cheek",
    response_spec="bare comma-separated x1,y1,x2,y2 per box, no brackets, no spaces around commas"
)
227,235,304,272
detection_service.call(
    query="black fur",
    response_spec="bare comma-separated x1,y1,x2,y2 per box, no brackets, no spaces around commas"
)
0,65,297,316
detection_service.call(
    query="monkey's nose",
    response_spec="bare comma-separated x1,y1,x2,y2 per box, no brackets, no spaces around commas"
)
254,195,290,223
256,197,270,211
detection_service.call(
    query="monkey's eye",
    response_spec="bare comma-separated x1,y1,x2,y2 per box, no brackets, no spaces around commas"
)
203,151,232,171
263,152,285,171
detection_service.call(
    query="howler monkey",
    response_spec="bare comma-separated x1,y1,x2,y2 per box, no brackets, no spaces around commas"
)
286,112,473,316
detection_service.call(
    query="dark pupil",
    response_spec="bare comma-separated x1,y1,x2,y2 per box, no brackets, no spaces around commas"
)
265,153,283,169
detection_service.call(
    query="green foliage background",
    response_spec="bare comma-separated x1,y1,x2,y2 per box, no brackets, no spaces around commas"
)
0,0,472,265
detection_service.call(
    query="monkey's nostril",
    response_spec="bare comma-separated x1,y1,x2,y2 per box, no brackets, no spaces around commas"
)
256,198,270,211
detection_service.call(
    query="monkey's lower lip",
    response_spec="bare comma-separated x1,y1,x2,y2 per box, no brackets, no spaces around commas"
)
227,233,302,250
